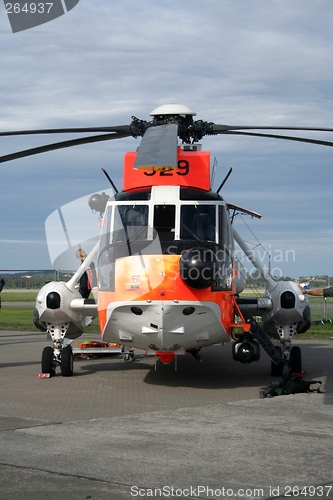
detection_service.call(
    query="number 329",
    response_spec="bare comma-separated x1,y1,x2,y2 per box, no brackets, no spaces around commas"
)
144,160,190,176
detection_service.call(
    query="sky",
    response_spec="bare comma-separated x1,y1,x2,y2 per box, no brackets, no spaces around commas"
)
0,0,332,279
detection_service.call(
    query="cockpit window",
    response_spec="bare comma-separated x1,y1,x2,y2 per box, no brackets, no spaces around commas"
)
113,205,148,243
153,205,175,240
180,205,216,242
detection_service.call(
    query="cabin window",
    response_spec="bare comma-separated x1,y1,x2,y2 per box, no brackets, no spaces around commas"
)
180,205,216,242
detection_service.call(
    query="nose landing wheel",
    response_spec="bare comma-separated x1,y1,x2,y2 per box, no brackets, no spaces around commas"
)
60,345,74,377
124,349,135,362
41,346,56,377
41,344,74,377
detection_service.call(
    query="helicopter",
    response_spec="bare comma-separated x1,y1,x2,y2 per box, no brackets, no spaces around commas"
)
1,103,333,377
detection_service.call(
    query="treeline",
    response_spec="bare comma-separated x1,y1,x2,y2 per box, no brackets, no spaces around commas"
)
0,271,73,289
248,272,332,288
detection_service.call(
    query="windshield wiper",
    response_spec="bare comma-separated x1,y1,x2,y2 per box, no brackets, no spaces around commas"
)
180,222,201,242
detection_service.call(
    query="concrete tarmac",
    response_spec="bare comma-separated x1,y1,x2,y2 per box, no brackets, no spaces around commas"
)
0,330,332,500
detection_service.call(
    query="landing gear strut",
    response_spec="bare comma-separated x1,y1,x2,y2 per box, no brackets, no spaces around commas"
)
240,312,303,376
188,348,202,362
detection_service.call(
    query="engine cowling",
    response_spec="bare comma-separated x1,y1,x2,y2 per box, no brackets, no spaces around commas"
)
33,281,86,339
262,281,311,339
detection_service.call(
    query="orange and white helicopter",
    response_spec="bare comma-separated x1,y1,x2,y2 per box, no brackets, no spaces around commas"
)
1,104,333,377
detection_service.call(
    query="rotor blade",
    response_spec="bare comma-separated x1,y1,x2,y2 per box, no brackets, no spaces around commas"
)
0,132,131,164
212,124,333,133
217,130,333,147
0,125,132,137
134,123,178,170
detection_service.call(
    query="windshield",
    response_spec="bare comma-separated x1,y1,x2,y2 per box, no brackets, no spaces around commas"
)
98,204,149,290
98,201,233,291
180,204,216,242
113,205,149,243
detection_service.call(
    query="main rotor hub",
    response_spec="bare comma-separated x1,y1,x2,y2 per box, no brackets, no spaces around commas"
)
150,104,196,117
149,104,201,143
150,104,196,130
131,104,212,143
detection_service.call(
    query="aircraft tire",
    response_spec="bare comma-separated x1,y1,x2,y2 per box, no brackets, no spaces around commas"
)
124,351,135,362
61,345,74,377
42,346,55,376
271,346,283,377
290,345,302,373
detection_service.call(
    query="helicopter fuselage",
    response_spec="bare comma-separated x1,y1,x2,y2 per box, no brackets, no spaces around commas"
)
96,147,240,360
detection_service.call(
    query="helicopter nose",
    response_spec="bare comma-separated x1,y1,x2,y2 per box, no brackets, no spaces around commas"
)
179,247,217,289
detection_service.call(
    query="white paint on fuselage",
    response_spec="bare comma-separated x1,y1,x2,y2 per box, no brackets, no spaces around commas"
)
102,300,230,352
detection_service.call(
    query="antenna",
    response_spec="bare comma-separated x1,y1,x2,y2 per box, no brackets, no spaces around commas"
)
210,157,217,187
216,167,232,194
102,168,118,194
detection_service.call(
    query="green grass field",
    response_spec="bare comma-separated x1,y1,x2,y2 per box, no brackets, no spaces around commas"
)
0,307,34,330
1,291,38,302
0,306,100,333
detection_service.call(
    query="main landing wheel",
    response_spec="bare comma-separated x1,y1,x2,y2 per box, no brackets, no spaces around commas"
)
41,346,55,377
290,345,302,373
61,345,74,377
